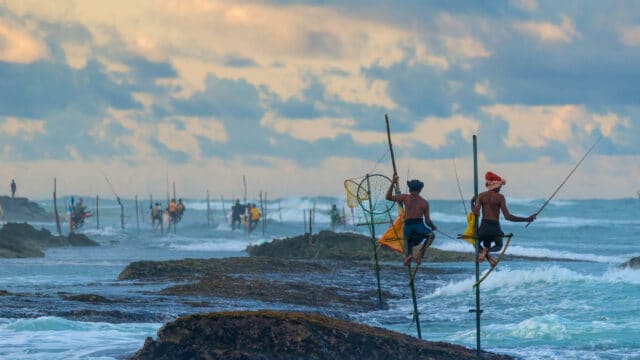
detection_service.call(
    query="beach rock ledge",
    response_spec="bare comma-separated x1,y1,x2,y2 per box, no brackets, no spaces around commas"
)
132,310,513,360
0,222,98,258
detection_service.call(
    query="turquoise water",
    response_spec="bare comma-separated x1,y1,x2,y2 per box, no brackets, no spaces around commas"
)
0,197,639,359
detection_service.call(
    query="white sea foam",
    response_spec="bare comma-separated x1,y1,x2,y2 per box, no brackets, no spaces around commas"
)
429,265,592,298
0,317,160,360
506,245,624,263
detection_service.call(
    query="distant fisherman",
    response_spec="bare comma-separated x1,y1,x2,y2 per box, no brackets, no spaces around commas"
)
231,199,245,230
10,179,16,198
151,202,162,228
385,174,437,266
472,172,536,266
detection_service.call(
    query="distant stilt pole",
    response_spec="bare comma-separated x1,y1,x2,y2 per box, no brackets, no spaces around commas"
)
117,197,124,230
263,192,267,234
220,195,227,225
278,200,282,223
308,210,313,244
206,190,211,226
242,175,247,203
96,195,100,230
303,209,307,234
135,195,139,234
53,178,62,236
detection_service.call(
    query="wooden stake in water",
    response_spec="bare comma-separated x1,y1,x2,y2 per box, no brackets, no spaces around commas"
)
472,135,482,358
206,190,211,226
96,195,100,230
53,178,62,236
135,195,139,234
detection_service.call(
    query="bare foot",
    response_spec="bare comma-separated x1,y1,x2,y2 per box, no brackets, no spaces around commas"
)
404,254,413,266
487,256,497,267
416,246,426,265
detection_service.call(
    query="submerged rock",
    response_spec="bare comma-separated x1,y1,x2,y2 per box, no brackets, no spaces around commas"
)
58,292,115,304
0,196,51,222
621,256,640,269
246,230,476,263
0,222,99,258
132,310,513,360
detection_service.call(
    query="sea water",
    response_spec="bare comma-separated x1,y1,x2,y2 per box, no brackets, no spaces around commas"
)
0,196,639,359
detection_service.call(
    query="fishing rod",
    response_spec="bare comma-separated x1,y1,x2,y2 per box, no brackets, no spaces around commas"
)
453,158,468,214
526,135,603,228
100,169,125,229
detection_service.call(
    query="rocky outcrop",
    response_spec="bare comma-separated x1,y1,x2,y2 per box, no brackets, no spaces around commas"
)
246,230,476,262
0,222,99,258
133,311,513,360
621,256,640,269
118,257,391,311
0,196,51,222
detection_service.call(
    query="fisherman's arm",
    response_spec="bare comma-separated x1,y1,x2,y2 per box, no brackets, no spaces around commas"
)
501,198,536,222
386,174,400,201
423,202,437,230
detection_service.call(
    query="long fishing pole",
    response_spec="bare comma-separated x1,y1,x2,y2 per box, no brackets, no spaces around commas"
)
100,169,125,229
453,158,468,214
526,135,603,228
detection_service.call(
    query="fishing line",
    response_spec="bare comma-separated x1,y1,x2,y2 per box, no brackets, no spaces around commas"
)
453,158,468,214
526,135,603,228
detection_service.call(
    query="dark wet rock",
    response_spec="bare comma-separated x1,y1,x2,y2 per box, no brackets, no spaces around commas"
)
621,256,640,269
58,292,115,304
0,290,9,296
160,275,389,312
58,309,173,324
0,222,99,258
0,196,51,222
246,230,476,263
118,256,328,281
118,257,391,312
132,310,513,360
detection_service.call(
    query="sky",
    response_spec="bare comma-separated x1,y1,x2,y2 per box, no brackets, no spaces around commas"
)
0,0,639,201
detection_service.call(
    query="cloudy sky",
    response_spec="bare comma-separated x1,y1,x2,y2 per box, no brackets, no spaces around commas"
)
0,0,638,200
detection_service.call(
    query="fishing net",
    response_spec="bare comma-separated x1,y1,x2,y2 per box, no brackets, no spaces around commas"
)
357,174,395,216
344,179,367,209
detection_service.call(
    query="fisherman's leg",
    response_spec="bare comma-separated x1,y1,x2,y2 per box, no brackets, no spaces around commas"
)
488,237,503,253
415,226,433,265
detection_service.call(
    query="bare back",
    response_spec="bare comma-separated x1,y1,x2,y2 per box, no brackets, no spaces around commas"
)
473,190,528,222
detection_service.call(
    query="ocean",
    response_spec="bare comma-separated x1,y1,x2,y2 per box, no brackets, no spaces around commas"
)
0,196,639,359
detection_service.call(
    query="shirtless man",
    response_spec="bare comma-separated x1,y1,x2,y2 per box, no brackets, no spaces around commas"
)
472,171,536,266
386,174,437,266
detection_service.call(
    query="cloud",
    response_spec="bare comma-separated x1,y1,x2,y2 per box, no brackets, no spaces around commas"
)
513,15,579,43
0,19,49,63
0,117,45,139
481,104,629,149
619,25,640,47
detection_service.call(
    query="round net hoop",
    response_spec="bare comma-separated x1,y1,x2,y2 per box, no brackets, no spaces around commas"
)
357,174,396,216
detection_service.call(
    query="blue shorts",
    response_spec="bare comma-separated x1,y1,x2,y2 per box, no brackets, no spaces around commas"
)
403,219,433,249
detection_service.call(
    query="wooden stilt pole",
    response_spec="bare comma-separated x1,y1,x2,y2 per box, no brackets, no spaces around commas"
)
386,114,422,339
53,178,62,236
206,190,211,226
135,195,139,234
96,195,100,230
366,174,383,309
473,135,482,358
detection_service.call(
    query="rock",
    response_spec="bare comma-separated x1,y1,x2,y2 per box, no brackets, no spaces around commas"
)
118,257,328,281
0,196,51,222
0,222,99,258
132,310,513,360
621,256,640,269
246,230,476,262
58,292,114,304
